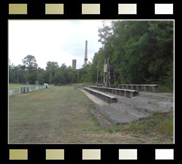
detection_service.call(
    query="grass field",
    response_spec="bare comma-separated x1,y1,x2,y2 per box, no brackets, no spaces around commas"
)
9,86,173,144
9,83,35,88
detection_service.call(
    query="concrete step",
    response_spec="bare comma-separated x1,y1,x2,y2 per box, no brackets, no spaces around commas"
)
87,89,172,114
89,86,138,98
132,97,173,111
79,87,173,127
110,103,150,120
117,96,172,114
90,109,112,128
97,105,137,125
138,92,173,102
80,88,136,125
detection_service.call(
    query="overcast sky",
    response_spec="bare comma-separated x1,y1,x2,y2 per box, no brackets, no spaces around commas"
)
8,20,111,69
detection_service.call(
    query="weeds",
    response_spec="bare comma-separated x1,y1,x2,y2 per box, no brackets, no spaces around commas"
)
153,85,173,93
155,119,173,136
107,125,120,133
121,112,173,137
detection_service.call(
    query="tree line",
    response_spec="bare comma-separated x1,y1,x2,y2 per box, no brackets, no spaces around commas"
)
9,21,173,89
83,21,173,89
9,55,77,85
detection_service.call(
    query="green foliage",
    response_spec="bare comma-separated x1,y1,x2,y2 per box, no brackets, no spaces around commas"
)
156,119,173,136
22,55,38,70
122,122,145,132
88,21,173,89
154,85,173,93
9,55,78,85
37,73,43,85
107,125,120,133
113,81,119,87
122,112,173,137
9,21,173,89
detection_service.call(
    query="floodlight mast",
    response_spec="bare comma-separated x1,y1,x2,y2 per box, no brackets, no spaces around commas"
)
103,57,111,87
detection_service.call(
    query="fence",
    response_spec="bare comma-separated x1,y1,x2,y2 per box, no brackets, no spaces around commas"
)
9,84,54,95
9,88,15,96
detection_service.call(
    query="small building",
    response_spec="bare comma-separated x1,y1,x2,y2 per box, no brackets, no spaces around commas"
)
44,83,49,88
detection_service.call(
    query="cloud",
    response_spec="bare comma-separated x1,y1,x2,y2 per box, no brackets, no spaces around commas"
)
9,20,104,69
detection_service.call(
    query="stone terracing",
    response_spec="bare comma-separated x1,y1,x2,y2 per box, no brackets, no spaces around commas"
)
80,86,173,127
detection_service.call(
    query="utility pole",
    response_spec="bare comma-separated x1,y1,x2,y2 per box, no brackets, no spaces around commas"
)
108,57,111,87
28,66,29,84
77,70,79,83
17,66,19,84
97,60,99,84
50,72,51,85
100,69,103,84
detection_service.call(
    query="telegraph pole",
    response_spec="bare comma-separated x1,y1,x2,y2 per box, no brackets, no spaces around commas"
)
97,60,99,84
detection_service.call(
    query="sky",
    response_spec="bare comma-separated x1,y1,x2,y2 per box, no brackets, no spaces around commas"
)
8,20,112,69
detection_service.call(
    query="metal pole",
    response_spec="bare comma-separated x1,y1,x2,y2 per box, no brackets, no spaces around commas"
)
77,70,79,82
101,70,102,83
97,60,99,84
17,66,19,84
50,72,51,85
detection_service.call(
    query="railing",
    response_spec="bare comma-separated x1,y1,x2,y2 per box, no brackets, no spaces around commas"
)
84,87,117,103
88,86,138,98
118,84,159,92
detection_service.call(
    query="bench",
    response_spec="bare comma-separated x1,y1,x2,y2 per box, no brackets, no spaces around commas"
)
84,87,117,103
89,86,138,98
118,84,159,92
74,85,87,89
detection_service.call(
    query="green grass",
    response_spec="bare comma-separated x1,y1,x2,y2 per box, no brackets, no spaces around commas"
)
9,86,101,144
107,125,120,133
74,82,94,86
121,111,173,137
104,111,173,141
152,85,173,93
9,85,173,144
9,83,34,88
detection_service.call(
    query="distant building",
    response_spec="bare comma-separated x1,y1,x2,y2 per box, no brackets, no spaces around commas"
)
44,83,49,88
72,59,76,70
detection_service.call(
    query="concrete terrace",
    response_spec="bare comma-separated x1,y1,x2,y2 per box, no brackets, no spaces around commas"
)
80,86,173,127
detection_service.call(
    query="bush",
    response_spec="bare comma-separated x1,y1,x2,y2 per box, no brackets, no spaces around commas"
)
113,81,119,87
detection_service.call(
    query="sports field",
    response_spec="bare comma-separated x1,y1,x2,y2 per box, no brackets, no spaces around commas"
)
9,86,173,144
9,83,34,88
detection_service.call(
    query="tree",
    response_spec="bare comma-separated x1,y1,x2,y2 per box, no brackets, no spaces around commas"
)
22,55,38,71
53,68,66,85
22,55,38,84
9,63,16,83
147,21,173,86
90,20,173,88
46,61,59,85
